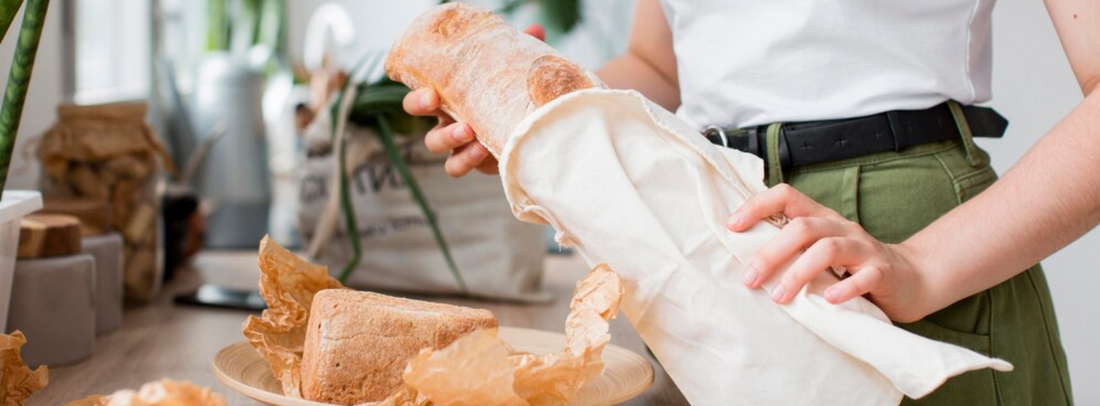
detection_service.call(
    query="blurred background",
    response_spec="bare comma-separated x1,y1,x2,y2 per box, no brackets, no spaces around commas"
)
0,0,1094,403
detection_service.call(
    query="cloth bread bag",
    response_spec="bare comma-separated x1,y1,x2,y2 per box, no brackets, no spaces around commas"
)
297,114,549,302
387,4,1012,405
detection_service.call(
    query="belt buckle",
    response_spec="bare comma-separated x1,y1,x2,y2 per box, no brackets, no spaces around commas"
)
703,125,729,148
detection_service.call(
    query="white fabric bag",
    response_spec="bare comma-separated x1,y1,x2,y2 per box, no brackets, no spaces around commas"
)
499,89,1012,405
299,125,550,302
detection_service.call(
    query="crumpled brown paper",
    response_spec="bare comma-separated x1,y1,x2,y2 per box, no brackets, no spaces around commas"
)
37,103,175,179
242,235,344,397
62,380,227,406
0,331,49,406
387,264,623,406
244,237,623,406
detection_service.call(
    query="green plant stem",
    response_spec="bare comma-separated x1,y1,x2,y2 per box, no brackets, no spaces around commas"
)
207,0,228,51
0,0,48,193
0,0,27,43
375,116,469,295
335,120,362,283
330,52,380,282
328,50,467,295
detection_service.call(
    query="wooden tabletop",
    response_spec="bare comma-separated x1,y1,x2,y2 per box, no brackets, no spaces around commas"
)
28,251,689,406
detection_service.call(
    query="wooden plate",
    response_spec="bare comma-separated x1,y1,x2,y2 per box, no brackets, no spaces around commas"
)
213,327,654,406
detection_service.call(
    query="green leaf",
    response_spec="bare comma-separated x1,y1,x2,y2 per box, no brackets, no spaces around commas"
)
0,0,26,44
328,50,386,140
328,49,466,295
256,0,284,52
0,0,48,192
206,0,229,51
376,116,469,295
539,0,582,40
335,118,362,283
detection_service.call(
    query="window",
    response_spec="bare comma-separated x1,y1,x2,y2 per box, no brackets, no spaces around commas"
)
70,0,151,104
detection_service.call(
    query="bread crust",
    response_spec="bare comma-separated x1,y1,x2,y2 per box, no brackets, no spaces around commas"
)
300,289,498,404
385,3,602,157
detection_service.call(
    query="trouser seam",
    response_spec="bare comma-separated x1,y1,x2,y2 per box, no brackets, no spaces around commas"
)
952,165,995,185
931,153,965,205
1025,269,1075,404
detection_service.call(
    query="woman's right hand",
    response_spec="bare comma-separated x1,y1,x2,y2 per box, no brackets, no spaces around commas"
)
401,24,546,177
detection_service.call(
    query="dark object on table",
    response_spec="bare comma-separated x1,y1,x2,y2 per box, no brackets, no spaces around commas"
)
162,184,202,281
175,284,266,311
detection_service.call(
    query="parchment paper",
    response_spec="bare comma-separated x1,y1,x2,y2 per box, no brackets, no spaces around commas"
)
242,236,344,397
0,331,48,406
244,237,625,406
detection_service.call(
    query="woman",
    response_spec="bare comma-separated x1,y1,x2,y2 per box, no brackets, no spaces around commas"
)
403,0,1099,403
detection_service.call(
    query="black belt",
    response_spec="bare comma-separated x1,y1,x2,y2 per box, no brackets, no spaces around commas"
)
703,102,1008,169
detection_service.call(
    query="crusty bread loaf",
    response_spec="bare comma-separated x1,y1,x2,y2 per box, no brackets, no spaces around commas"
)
300,289,498,404
385,3,603,156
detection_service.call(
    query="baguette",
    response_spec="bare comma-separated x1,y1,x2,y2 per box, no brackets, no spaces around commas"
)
385,2,602,156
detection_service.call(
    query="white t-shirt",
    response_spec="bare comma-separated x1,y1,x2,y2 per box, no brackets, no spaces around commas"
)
660,0,996,128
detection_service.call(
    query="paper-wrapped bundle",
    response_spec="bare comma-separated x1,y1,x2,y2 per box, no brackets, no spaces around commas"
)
37,102,174,302
386,4,1012,405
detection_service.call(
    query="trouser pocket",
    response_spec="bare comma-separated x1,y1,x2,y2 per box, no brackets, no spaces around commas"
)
898,319,1001,406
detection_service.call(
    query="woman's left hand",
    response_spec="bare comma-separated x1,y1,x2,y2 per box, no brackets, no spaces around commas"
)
727,184,933,323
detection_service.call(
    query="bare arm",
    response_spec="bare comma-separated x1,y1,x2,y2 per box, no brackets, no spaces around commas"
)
731,0,1100,322
1045,0,1100,94
902,0,1100,316
596,0,680,111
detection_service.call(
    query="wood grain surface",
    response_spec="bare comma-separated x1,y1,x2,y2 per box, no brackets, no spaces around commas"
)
27,251,690,406
18,213,82,258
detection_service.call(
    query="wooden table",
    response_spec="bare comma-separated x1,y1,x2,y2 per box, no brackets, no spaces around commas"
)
29,251,689,406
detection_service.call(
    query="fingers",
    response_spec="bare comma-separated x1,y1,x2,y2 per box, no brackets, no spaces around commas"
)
524,24,546,42
425,122,473,154
742,217,852,288
403,88,440,116
409,88,492,177
824,267,884,305
727,184,846,232
475,155,500,175
770,237,873,304
445,142,491,177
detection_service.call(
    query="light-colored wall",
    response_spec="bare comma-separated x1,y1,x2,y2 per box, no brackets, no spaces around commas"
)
988,1,1099,404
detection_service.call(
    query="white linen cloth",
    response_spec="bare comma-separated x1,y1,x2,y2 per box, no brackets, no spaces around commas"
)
499,89,1012,405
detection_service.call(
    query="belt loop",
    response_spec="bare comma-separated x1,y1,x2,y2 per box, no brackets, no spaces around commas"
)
765,123,785,186
886,111,905,151
947,100,983,168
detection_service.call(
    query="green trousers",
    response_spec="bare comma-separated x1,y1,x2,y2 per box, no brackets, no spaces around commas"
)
762,120,1074,405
